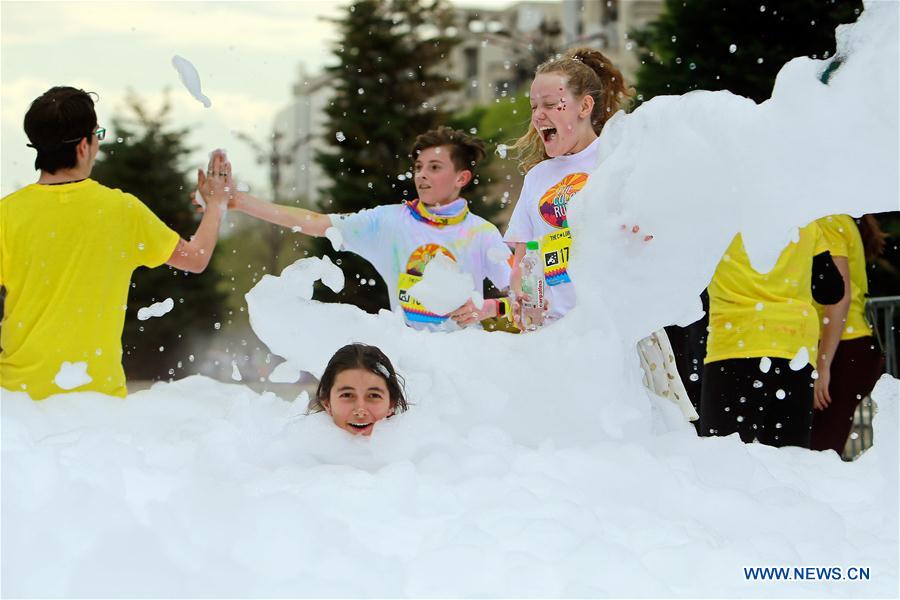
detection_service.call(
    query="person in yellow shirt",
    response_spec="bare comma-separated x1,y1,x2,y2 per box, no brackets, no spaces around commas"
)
812,214,886,454
1,86,231,400
700,222,844,448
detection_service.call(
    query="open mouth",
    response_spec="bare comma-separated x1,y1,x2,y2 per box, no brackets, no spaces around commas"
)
347,421,374,434
540,126,557,143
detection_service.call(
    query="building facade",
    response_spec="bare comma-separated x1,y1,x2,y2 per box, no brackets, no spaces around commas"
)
271,65,334,207
561,0,664,83
272,1,666,207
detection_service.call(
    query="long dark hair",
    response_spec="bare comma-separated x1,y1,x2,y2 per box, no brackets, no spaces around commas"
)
857,214,887,262
308,344,408,414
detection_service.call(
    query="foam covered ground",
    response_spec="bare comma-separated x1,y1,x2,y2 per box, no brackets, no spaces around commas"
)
2,2,898,597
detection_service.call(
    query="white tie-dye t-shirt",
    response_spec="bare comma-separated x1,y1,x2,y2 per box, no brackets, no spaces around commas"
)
504,136,602,321
329,200,511,330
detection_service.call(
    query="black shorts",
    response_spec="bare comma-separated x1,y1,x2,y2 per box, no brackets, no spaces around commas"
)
700,357,815,448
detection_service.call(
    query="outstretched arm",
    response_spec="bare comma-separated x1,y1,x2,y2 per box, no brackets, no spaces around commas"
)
232,191,333,237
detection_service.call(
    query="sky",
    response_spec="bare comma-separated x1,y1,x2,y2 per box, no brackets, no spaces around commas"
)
1,0,543,197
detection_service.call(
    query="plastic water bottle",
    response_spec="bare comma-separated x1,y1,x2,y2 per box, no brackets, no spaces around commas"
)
519,240,545,331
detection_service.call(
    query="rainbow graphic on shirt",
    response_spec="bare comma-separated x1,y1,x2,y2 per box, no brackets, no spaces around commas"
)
536,173,588,285
538,172,589,229
398,244,457,324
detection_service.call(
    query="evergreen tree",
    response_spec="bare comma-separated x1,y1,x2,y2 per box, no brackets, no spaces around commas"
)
91,92,226,381
632,0,863,104
316,0,459,210
311,0,460,313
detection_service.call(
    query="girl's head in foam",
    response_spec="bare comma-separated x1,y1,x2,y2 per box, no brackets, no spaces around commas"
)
308,344,408,436
514,47,635,172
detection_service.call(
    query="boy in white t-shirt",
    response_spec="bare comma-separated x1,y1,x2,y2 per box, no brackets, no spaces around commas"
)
218,127,512,330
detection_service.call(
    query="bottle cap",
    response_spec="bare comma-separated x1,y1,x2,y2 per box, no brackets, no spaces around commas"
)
526,241,539,251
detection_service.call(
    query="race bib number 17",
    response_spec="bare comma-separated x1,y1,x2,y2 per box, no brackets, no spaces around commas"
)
541,228,571,286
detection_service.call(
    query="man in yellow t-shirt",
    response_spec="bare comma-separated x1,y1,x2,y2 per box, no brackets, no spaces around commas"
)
1,86,231,400
700,221,844,448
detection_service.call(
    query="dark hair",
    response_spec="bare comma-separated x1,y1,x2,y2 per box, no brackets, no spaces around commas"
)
24,86,98,173
309,344,408,414
857,214,887,262
412,126,486,186
513,47,635,172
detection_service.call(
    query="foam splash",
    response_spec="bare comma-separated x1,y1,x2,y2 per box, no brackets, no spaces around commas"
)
171,55,211,108
324,226,343,252
53,361,92,390
137,298,174,321
3,4,898,597
406,253,476,316
791,346,811,371
268,361,302,384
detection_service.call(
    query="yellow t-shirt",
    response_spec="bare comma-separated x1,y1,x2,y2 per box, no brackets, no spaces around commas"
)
706,222,828,366
814,214,872,340
1,179,179,399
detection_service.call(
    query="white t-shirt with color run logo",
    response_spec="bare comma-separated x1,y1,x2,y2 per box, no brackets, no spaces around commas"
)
329,200,512,330
503,136,601,321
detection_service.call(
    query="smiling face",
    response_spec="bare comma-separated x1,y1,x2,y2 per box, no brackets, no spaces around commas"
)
530,72,596,158
322,368,394,436
413,145,471,206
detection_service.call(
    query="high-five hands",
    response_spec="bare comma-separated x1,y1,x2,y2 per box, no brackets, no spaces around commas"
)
193,150,235,212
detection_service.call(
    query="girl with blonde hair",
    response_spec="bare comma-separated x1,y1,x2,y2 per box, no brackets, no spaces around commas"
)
504,48,635,326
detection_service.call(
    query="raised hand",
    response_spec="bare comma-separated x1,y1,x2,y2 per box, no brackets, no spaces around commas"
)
195,150,233,211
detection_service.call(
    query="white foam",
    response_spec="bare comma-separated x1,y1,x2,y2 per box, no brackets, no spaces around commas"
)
406,253,476,315
324,226,343,252
137,298,174,321
268,361,301,384
790,346,811,370
3,5,898,597
171,55,211,108
53,361,92,390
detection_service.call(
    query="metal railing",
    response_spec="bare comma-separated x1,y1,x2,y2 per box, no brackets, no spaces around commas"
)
866,295,900,377
842,296,899,460
843,395,877,461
